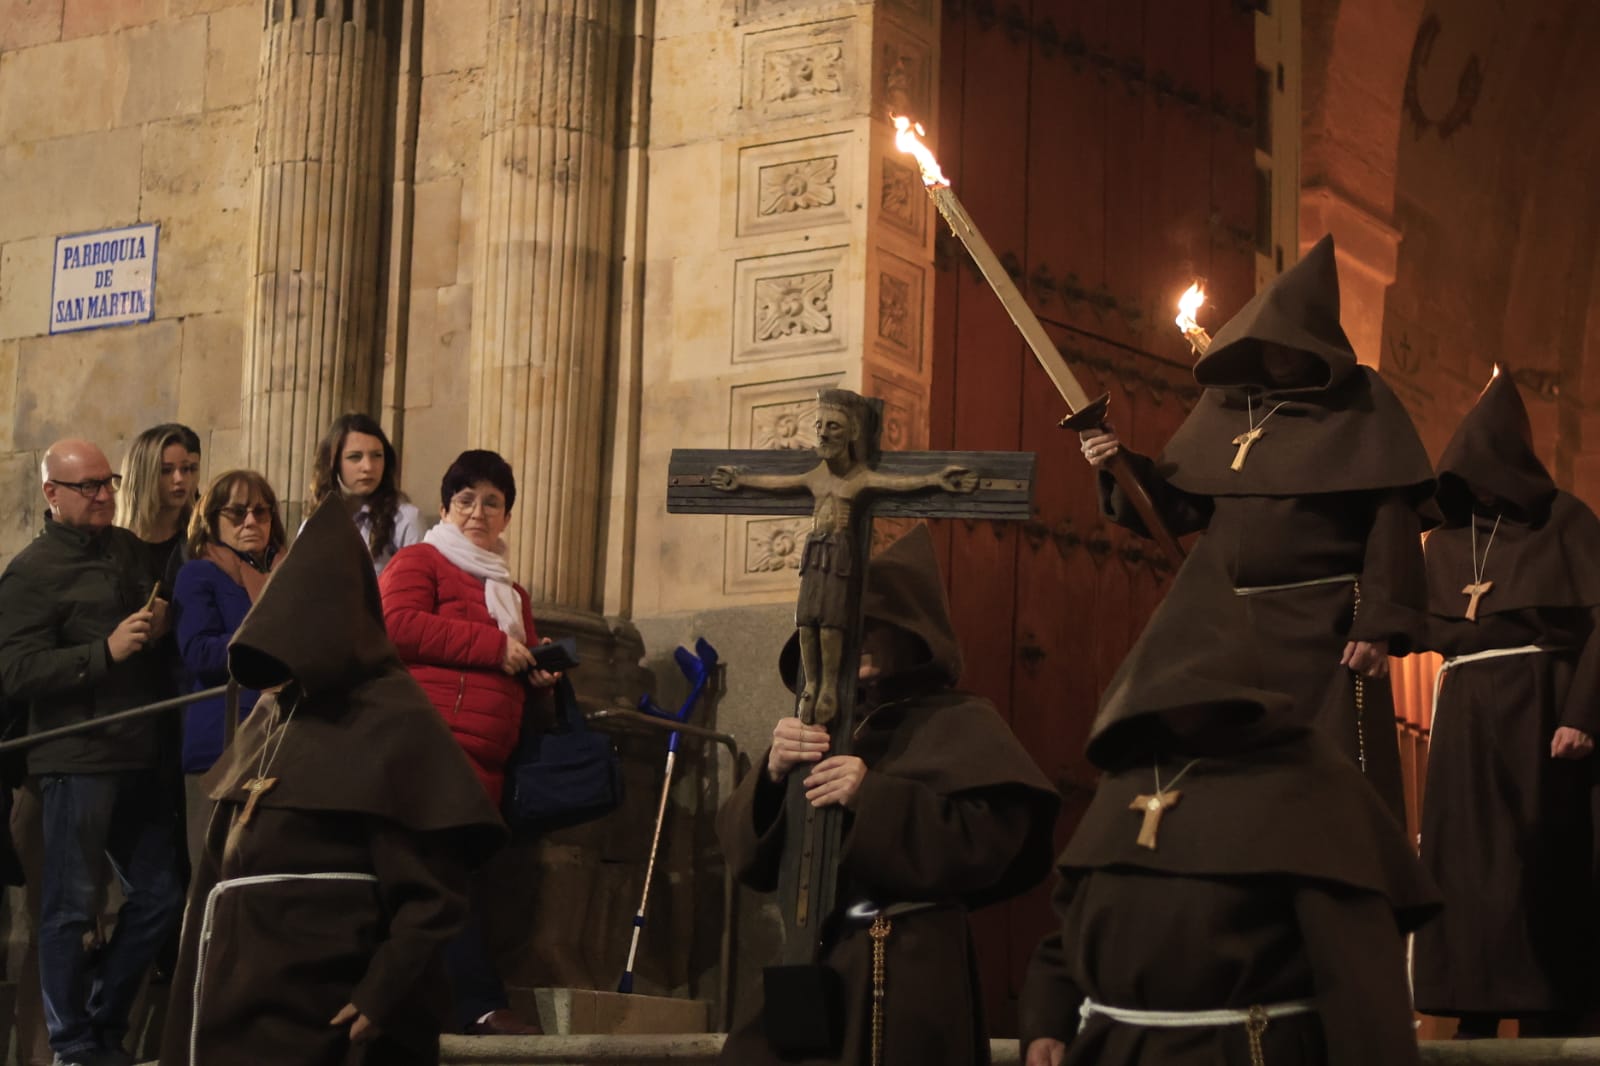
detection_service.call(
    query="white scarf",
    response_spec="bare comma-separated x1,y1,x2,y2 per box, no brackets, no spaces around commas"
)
423,522,526,643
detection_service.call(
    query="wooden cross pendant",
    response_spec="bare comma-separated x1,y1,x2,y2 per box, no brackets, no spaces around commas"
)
1130,790,1182,849
1461,580,1494,622
238,776,277,828
1230,427,1265,471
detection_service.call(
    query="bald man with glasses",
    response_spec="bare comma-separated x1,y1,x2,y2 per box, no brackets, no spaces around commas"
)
0,438,184,1066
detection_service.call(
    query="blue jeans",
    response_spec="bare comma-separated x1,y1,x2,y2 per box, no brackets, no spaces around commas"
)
38,771,183,1057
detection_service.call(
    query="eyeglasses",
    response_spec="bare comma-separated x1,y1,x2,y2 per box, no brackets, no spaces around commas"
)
218,505,274,525
49,475,122,498
449,494,506,516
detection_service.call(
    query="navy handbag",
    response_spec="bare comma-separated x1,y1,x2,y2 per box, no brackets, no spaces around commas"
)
505,676,623,832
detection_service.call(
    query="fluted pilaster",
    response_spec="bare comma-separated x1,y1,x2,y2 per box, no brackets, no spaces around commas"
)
244,0,394,518
469,0,626,612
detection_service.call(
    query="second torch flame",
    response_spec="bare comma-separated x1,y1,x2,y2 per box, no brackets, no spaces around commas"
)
1176,282,1211,356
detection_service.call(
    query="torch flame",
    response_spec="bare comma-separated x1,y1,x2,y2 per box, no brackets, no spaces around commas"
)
1492,363,1502,378
1175,282,1206,334
892,115,949,188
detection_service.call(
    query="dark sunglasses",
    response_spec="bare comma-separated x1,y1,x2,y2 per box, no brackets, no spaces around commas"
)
218,505,274,525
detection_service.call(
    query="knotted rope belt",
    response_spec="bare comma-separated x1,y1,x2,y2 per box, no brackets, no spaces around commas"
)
1231,573,1370,772
1431,645,1548,727
1078,998,1318,1066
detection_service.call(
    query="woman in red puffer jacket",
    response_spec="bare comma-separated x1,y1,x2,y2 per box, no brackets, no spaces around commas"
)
378,449,555,1036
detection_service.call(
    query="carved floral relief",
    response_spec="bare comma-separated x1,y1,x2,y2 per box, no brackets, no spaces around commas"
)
746,518,808,574
765,44,844,103
751,399,819,450
754,271,833,342
759,156,839,216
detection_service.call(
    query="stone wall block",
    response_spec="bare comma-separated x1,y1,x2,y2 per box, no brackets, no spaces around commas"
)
0,338,18,452
61,0,163,39
14,318,180,450
0,448,41,570
169,0,253,14
410,178,462,289
177,312,245,434
0,0,65,52
421,0,489,75
0,237,53,342
141,108,254,221
645,142,726,258
0,33,120,143
205,2,263,111
416,69,483,182
648,30,738,150
433,282,472,406
0,128,143,245
402,289,437,410
120,17,209,127
150,213,250,321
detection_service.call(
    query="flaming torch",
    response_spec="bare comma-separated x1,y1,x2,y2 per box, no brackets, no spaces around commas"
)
893,116,1185,566
1176,282,1211,355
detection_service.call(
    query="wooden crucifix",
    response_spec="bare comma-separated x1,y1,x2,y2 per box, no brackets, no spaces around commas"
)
668,387,1033,1057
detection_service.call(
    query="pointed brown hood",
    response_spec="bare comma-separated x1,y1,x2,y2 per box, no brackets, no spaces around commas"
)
209,501,504,864
1435,370,1556,525
779,523,962,691
1085,557,1296,771
1069,553,1438,927
1194,234,1358,394
228,501,394,695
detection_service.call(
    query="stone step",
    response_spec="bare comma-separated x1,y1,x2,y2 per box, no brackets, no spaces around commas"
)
431,1036,1600,1066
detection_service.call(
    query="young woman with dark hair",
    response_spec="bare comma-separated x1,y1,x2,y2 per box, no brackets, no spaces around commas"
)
307,413,421,573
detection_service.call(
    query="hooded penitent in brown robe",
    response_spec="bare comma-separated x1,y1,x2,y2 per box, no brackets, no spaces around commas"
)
1412,371,1600,1026
717,524,1060,1066
1100,235,1434,817
159,502,505,1066
1019,563,1439,1066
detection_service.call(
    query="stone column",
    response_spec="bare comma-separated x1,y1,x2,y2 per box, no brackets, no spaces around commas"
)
469,0,627,617
244,0,394,519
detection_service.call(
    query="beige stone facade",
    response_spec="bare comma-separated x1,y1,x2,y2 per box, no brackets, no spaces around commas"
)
0,0,943,1029
0,0,259,562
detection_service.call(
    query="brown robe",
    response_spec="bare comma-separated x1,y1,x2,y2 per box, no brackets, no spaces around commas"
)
1021,564,1439,1066
1413,372,1600,1017
720,525,1060,1066
1101,235,1433,817
160,501,504,1066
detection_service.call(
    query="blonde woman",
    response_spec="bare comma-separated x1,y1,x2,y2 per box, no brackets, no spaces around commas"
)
116,423,202,594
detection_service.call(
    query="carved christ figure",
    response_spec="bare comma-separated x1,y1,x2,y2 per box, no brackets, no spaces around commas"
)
710,390,977,724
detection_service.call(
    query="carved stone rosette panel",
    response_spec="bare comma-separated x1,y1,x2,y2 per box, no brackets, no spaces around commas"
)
732,246,851,363
741,18,861,124
870,248,926,371
736,131,856,239
866,370,925,452
874,21,931,120
878,155,927,242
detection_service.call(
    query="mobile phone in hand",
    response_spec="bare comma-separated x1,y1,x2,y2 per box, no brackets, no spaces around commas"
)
529,637,580,673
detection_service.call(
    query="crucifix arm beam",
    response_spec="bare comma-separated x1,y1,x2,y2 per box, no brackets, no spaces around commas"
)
668,450,1033,519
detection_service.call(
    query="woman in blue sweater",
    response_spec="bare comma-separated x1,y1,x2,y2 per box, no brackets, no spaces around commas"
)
171,470,286,864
